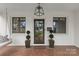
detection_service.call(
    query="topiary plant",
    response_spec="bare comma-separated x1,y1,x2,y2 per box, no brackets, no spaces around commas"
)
26,30,30,34
49,30,54,33
26,30,31,40
49,30,55,48
26,35,30,40
49,34,54,39
25,30,31,48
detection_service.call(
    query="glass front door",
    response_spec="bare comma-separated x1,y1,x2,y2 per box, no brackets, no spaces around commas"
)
34,19,44,44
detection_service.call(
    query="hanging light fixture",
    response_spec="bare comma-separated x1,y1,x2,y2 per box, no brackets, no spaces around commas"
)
34,3,44,16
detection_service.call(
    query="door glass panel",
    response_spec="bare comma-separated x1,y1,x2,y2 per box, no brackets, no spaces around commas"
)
34,19,44,44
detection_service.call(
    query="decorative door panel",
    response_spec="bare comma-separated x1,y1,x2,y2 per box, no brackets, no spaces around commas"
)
34,19,44,44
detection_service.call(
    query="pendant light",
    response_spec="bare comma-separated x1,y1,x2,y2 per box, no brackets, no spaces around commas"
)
34,3,44,16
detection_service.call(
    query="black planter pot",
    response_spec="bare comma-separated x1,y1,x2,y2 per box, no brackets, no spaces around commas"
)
49,39,54,48
25,40,30,48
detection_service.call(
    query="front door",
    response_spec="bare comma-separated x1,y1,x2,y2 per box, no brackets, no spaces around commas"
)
34,19,44,44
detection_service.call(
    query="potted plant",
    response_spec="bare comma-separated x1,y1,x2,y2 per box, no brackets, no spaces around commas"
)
25,30,31,48
49,30,55,48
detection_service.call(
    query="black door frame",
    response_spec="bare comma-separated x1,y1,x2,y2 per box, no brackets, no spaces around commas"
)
34,19,45,44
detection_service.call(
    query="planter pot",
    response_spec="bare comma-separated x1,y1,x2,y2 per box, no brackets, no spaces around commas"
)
49,39,54,48
25,40,30,48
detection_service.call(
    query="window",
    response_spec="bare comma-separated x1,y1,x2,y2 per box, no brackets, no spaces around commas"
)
12,17,26,33
53,17,66,33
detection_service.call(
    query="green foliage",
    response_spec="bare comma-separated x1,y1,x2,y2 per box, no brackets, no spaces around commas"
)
35,32,43,36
